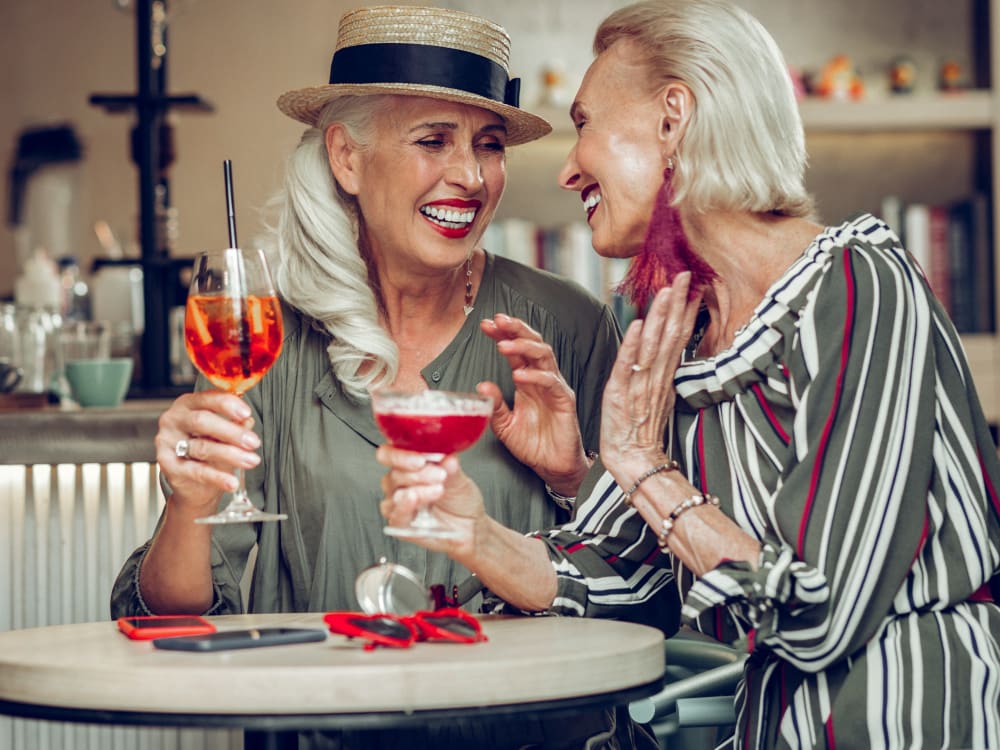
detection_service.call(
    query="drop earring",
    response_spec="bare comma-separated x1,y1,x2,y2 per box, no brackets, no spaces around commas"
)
463,256,474,316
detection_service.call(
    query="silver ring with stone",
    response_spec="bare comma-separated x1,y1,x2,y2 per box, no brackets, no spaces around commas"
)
175,439,191,459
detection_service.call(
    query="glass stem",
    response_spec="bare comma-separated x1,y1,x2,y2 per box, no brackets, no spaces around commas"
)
229,393,253,509
232,466,249,503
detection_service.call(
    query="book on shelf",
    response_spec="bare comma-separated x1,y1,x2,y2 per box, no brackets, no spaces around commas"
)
971,193,995,333
948,198,977,333
892,194,993,334
902,201,931,278
927,204,950,315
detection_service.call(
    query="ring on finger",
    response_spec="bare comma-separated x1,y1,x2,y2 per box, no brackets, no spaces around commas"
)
630,363,648,373
175,438,191,459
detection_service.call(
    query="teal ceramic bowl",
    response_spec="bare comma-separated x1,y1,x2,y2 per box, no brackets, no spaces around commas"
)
64,357,133,407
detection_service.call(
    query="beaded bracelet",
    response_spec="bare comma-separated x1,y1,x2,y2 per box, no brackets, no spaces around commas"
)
622,459,680,506
656,492,719,548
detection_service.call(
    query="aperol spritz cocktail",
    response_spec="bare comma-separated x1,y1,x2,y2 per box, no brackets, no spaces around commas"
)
185,294,283,395
183,247,286,524
373,389,492,539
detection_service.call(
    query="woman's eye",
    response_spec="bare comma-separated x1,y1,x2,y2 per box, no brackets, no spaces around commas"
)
478,141,506,153
574,119,587,132
417,138,445,148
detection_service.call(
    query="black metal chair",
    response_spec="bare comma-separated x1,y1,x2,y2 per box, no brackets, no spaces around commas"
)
629,628,747,749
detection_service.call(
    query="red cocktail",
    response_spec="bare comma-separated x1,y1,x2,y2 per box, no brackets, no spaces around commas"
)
375,411,489,454
373,389,493,538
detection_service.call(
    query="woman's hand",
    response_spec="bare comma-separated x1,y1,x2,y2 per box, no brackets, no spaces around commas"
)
478,314,590,495
377,447,485,556
600,272,702,475
155,390,261,514
378,445,561,610
138,390,261,614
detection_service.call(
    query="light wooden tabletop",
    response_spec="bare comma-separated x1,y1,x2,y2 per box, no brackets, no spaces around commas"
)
0,612,664,723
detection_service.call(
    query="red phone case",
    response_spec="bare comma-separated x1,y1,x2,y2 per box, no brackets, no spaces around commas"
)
117,615,216,640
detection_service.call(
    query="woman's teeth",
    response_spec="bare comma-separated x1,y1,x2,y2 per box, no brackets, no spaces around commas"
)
421,206,476,228
584,192,601,212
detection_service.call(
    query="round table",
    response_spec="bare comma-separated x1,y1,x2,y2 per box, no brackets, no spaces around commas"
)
0,612,665,748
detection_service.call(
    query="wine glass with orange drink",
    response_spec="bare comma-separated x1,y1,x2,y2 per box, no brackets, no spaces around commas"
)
182,161,286,524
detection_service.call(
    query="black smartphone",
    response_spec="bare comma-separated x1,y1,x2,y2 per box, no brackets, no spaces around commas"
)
152,627,327,652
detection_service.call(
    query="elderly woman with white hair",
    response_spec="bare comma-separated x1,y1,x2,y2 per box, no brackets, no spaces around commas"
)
380,1,1000,747
110,6,650,748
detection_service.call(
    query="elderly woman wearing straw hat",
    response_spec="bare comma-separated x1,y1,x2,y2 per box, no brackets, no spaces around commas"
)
112,7,622,618
111,6,656,747
110,7,648,746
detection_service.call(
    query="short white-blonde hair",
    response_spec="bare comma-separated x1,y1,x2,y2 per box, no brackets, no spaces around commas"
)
595,0,814,217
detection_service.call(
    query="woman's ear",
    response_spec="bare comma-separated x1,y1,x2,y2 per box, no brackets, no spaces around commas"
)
325,124,362,196
658,82,691,147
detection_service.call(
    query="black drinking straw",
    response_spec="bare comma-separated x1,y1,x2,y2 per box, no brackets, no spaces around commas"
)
224,159,252,377
224,159,238,248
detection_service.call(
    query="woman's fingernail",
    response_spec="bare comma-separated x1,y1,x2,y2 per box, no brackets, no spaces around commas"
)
242,433,261,449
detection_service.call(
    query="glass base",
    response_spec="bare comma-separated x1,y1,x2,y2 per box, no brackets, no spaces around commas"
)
195,499,287,525
383,524,464,540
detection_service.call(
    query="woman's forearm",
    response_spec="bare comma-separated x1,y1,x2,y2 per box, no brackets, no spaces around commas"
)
138,498,217,614
626,466,760,575
458,515,558,612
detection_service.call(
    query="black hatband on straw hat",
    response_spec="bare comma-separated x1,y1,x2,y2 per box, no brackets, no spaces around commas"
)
329,44,520,108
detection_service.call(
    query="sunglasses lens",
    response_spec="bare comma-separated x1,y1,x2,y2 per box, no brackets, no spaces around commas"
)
351,616,412,640
421,615,478,638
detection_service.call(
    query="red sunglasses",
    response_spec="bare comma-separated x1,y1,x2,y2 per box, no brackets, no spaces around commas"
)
323,608,487,651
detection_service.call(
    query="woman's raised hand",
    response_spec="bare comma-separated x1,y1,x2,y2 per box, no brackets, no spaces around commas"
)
478,314,591,496
377,447,484,554
155,391,261,513
600,272,702,473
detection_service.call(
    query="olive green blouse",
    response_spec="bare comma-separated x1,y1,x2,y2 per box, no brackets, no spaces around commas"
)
111,252,620,617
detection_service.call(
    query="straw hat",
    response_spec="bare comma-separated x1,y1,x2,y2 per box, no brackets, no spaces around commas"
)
276,5,552,146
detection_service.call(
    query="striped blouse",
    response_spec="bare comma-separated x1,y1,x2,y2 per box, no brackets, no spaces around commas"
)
536,214,1000,748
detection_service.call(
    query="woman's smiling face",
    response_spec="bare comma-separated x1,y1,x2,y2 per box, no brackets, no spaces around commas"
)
558,42,669,259
349,96,508,272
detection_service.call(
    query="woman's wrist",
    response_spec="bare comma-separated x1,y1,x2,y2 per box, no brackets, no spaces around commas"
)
622,459,680,505
539,450,595,498
606,451,673,496
460,515,558,612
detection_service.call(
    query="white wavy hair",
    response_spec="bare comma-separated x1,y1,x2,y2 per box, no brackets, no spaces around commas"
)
595,0,814,217
272,95,398,401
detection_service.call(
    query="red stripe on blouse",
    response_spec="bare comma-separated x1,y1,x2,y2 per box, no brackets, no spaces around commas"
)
978,450,1000,519
752,382,790,444
909,509,929,568
969,584,994,603
697,409,708,491
798,250,855,557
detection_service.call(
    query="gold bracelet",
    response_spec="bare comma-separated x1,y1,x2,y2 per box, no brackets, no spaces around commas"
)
656,492,720,548
622,460,679,506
